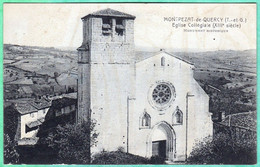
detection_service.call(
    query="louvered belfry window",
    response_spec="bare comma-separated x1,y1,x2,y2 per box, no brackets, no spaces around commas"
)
116,19,125,36
102,18,112,35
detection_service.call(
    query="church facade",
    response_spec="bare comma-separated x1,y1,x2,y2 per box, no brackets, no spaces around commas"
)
77,8,213,162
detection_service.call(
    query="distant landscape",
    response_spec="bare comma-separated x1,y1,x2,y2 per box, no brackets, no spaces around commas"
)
3,44,256,116
3,44,78,107
173,49,256,116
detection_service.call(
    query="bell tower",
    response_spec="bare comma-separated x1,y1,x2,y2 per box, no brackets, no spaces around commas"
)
77,8,136,152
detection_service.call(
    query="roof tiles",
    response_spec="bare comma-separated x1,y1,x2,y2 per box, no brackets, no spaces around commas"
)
15,98,51,115
82,8,135,20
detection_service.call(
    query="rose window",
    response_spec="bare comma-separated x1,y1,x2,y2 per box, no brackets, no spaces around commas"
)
152,84,172,104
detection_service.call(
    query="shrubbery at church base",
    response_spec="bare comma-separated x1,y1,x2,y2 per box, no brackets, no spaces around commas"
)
42,120,98,164
187,132,256,164
92,150,149,164
17,120,166,164
92,149,165,164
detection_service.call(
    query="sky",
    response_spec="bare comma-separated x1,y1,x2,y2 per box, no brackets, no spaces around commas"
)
3,3,256,51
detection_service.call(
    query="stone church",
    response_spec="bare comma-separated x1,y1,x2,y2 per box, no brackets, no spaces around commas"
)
77,8,213,162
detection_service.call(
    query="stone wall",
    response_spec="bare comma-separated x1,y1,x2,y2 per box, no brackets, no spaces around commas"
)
77,15,135,152
213,122,256,143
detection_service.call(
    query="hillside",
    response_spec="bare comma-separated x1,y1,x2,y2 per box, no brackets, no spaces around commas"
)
4,44,78,100
3,44,256,116
136,49,256,74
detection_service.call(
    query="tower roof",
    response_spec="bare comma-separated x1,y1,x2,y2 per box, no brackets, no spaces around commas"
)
82,8,136,20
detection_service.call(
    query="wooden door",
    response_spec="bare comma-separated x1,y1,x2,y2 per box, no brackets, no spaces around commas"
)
152,140,166,159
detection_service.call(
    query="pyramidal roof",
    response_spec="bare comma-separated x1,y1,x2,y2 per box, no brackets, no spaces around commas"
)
82,8,136,20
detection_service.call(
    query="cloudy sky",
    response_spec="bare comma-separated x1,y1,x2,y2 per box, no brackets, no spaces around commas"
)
4,3,256,51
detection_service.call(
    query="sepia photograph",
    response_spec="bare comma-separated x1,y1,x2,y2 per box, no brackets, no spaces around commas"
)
3,3,257,165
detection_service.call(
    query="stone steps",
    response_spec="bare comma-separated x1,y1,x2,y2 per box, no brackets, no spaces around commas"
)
165,160,187,165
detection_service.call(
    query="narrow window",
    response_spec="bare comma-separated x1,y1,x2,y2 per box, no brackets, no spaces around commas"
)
140,111,151,129
81,73,83,84
161,57,165,66
175,111,182,124
173,107,183,125
81,53,83,61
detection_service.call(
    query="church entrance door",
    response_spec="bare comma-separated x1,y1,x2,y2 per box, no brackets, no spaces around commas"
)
148,122,176,161
152,140,166,158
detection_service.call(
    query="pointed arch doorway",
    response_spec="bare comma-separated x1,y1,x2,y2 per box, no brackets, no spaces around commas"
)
147,122,176,161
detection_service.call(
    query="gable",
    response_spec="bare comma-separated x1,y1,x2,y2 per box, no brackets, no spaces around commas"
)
136,51,194,68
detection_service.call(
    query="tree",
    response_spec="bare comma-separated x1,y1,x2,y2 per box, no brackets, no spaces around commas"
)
4,134,19,164
4,104,19,140
53,72,60,85
188,132,256,164
44,120,98,164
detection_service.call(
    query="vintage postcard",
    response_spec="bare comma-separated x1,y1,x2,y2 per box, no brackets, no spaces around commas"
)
3,3,257,165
